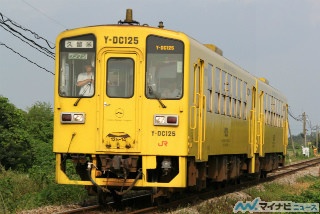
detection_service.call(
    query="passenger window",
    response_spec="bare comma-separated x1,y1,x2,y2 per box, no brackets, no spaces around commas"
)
222,71,227,95
215,68,221,93
206,64,213,112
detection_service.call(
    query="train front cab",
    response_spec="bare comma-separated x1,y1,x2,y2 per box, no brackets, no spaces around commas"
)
53,28,192,198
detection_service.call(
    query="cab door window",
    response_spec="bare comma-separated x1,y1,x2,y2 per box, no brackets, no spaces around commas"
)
107,58,134,98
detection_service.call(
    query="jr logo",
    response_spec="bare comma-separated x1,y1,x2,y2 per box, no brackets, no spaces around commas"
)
158,141,168,146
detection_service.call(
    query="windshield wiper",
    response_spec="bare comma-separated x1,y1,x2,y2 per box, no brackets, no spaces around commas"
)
73,96,82,106
74,84,92,106
148,86,166,108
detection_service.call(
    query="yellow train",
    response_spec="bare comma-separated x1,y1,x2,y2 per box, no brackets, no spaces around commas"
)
53,9,288,202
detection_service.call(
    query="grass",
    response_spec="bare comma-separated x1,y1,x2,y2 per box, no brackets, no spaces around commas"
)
171,151,319,214
0,151,317,213
170,174,319,214
0,167,88,213
286,148,316,164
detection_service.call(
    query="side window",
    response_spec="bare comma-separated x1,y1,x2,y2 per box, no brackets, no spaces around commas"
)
225,73,229,116
214,68,221,113
237,79,242,118
221,71,227,115
242,81,247,119
267,94,271,125
232,76,237,117
222,71,227,95
206,64,213,112
107,58,134,98
213,68,248,120
264,93,268,125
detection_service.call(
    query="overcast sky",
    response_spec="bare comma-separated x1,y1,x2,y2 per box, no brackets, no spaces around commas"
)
1,0,320,135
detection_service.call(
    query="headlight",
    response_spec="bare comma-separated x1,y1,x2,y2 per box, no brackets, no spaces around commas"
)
61,112,86,124
73,114,85,122
155,116,166,124
154,114,178,126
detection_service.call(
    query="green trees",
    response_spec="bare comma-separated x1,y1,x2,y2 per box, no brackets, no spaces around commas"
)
26,101,55,186
0,97,87,212
0,97,55,172
26,101,53,143
0,96,33,171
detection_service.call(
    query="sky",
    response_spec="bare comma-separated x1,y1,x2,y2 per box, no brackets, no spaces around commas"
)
1,0,320,135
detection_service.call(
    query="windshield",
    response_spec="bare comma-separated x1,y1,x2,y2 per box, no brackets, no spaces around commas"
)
58,34,96,97
146,35,184,100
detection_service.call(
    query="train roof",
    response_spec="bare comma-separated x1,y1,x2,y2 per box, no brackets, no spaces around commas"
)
186,35,286,101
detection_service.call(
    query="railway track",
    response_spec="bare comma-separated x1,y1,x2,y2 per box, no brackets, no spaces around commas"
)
268,157,320,179
54,205,100,214
54,157,320,214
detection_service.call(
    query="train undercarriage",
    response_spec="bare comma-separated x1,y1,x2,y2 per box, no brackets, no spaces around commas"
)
59,153,285,205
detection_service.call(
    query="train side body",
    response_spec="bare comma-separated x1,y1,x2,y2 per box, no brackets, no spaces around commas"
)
187,39,288,158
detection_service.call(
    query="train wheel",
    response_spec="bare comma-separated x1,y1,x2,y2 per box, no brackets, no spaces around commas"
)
97,188,108,206
151,187,157,205
153,196,169,205
110,189,123,209
260,171,267,179
236,177,242,184
151,188,170,205
98,188,108,207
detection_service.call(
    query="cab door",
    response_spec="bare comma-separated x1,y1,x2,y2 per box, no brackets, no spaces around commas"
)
98,49,141,153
